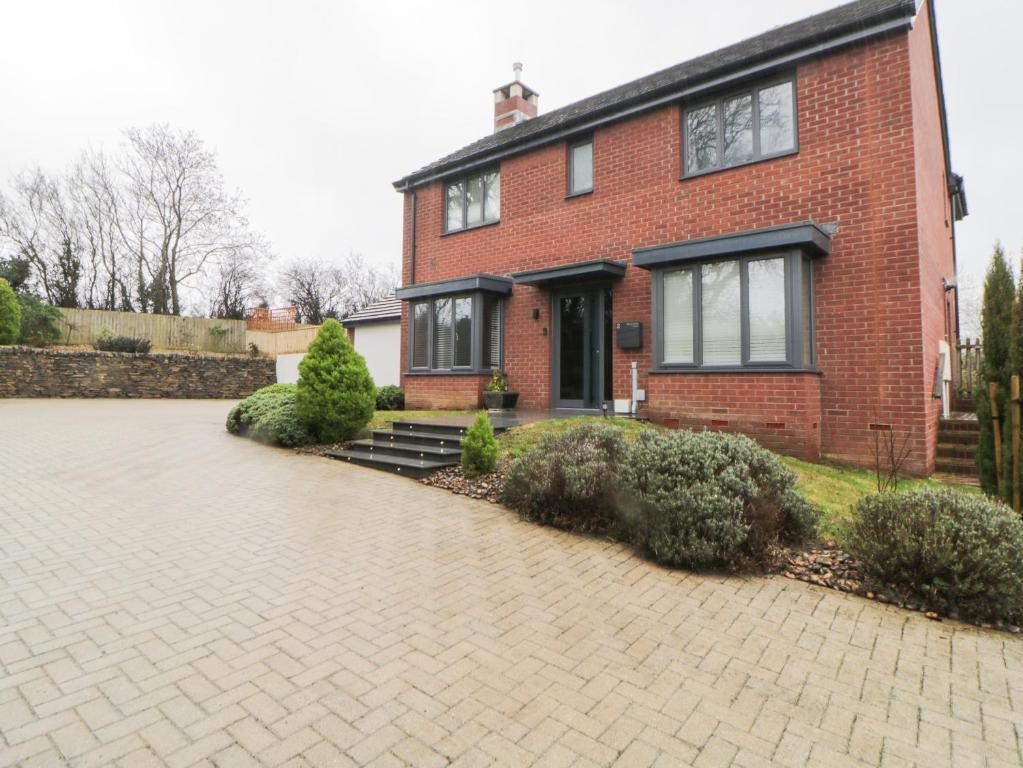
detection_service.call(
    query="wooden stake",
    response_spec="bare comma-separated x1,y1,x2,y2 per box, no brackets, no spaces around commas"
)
1013,375,1021,514
991,381,1003,489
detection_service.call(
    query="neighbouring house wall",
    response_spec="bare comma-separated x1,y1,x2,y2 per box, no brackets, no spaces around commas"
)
352,322,401,387
276,353,304,385
0,347,275,398
400,28,946,473
59,308,246,353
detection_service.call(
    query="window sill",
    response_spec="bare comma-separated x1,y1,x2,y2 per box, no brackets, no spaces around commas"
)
441,219,499,237
405,369,495,377
565,189,593,200
648,366,820,375
680,148,799,181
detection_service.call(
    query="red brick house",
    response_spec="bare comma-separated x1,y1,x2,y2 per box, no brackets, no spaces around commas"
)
392,0,966,475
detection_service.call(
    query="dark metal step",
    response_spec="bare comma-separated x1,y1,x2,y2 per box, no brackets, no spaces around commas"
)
390,420,508,436
371,429,465,448
346,438,461,461
325,449,453,479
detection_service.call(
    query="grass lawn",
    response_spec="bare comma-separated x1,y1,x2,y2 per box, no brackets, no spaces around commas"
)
781,457,979,542
496,415,664,458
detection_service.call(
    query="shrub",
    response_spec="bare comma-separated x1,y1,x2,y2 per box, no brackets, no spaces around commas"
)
978,244,1015,494
375,385,405,411
17,294,62,345
502,422,626,533
461,411,499,477
619,430,819,570
0,278,20,345
296,318,375,442
94,330,151,353
226,383,315,447
846,488,1023,622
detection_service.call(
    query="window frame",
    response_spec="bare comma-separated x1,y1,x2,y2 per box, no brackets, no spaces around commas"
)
442,168,501,234
407,291,505,373
652,249,815,372
681,74,798,179
566,135,594,198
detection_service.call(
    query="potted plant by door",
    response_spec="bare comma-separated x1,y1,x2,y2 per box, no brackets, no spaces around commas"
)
483,370,519,410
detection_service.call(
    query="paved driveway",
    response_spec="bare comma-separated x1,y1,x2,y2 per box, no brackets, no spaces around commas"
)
1,400,1022,767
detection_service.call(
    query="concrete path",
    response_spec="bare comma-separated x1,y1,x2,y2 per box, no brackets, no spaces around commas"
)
1,400,1021,767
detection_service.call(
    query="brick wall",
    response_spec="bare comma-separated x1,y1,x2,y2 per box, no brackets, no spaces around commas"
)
0,347,276,399
399,17,954,474
405,374,488,409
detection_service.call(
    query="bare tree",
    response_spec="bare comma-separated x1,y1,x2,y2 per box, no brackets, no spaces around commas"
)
120,125,257,315
277,253,397,325
278,258,345,324
0,168,83,307
336,252,398,315
0,125,271,315
208,246,271,319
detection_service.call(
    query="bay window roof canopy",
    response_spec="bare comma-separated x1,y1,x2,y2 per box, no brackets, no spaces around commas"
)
395,273,513,301
632,221,832,269
512,259,627,286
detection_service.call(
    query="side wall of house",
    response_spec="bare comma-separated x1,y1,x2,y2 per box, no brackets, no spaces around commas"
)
909,0,959,473
400,29,945,473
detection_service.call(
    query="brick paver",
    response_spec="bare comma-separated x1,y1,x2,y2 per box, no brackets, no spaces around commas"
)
2,399,1023,767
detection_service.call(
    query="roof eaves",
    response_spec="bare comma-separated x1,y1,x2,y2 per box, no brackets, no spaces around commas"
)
393,0,918,191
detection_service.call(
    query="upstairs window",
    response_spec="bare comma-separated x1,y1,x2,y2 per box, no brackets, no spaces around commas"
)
684,77,796,176
444,170,500,232
567,137,593,195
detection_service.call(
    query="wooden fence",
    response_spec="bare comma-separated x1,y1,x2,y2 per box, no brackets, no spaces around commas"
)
58,308,247,353
988,377,1023,514
245,326,321,356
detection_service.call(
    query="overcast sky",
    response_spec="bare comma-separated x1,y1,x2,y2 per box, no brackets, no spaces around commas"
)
0,0,1017,323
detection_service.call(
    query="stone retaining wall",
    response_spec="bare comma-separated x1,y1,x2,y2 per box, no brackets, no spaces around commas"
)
0,346,275,399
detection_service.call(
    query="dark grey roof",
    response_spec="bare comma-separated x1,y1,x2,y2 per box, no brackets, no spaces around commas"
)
394,0,917,189
341,295,401,326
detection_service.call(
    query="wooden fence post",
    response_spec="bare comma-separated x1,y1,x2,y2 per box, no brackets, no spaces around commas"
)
1013,375,1021,514
991,382,1004,489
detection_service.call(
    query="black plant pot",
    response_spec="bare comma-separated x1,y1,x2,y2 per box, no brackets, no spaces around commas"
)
483,391,519,410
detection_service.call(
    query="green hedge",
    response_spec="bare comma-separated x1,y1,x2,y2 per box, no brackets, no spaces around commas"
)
226,383,316,447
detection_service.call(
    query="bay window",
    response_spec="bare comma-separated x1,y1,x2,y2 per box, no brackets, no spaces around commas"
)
409,292,504,371
654,251,814,370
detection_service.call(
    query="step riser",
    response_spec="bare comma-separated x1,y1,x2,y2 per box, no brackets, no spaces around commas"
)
938,422,980,434
938,431,980,445
371,430,462,448
331,453,437,479
937,445,977,459
390,421,508,437
346,444,461,462
391,421,469,437
935,462,976,475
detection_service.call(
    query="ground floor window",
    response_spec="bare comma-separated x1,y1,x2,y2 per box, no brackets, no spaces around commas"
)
409,292,504,372
654,250,814,370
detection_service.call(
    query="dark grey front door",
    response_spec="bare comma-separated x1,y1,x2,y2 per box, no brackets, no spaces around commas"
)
552,287,612,410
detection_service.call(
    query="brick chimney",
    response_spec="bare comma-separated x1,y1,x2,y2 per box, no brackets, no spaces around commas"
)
493,62,538,132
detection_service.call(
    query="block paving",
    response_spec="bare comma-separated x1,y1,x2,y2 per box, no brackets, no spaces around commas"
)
1,400,1022,766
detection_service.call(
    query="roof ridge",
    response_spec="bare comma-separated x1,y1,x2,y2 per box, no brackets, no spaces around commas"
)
394,0,917,189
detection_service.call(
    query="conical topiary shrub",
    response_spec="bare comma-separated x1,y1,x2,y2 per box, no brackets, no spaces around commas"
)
0,278,20,345
296,318,376,443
